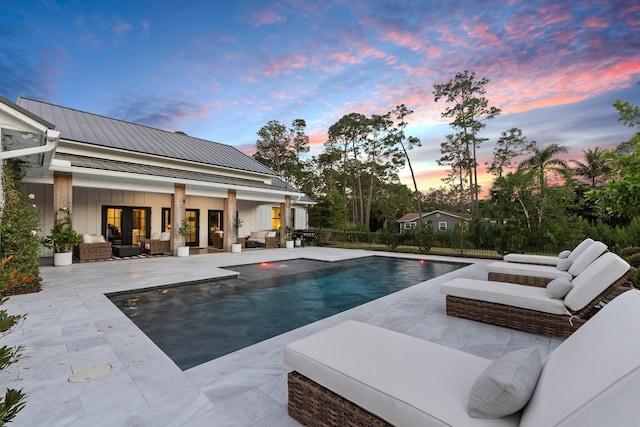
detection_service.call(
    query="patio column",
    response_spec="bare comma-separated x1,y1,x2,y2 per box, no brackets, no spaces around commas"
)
223,189,236,251
53,171,73,215
172,183,186,255
279,195,291,244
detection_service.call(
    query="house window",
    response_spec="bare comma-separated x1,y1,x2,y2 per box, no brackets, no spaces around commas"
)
439,221,447,231
404,222,411,229
290,208,296,229
272,207,281,230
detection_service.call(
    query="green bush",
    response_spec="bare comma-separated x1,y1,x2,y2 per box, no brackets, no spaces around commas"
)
625,253,640,269
619,247,640,258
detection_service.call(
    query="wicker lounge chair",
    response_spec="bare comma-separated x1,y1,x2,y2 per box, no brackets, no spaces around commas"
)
74,234,112,261
441,252,634,337
140,232,171,255
503,238,594,266
487,241,607,287
284,289,640,426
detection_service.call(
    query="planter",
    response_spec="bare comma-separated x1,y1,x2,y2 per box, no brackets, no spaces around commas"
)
177,246,190,257
231,243,242,253
53,252,73,266
285,240,294,249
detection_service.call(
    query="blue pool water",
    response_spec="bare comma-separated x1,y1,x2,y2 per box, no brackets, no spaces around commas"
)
108,256,466,369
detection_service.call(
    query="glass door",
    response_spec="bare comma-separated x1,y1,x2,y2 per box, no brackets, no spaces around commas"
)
185,209,199,246
208,210,223,247
103,206,150,246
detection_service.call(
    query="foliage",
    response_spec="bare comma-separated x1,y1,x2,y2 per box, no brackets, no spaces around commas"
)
619,247,640,258
433,70,501,218
177,218,189,237
232,216,244,237
486,128,534,177
42,207,80,253
625,253,640,269
0,297,27,425
0,160,41,284
308,190,348,230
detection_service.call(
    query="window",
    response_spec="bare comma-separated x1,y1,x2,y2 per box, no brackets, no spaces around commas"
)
272,207,281,230
290,208,296,229
439,221,447,231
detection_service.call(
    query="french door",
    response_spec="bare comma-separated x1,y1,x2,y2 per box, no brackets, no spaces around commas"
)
208,210,223,246
161,207,200,247
103,206,150,246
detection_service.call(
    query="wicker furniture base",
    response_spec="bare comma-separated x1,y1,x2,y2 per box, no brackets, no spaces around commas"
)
74,242,112,261
487,272,554,287
140,239,170,255
448,268,635,338
288,371,391,427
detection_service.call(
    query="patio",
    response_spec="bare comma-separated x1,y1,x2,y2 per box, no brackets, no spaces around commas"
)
0,248,563,426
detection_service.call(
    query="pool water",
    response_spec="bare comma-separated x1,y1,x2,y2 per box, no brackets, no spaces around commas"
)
108,257,466,369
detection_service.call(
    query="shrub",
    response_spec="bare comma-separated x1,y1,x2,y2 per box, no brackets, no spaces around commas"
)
625,253,640,269
619,247,640,258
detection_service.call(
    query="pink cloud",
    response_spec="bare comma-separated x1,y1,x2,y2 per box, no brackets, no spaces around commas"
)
585,16,611,29
253,10,286,26
263,53,309,76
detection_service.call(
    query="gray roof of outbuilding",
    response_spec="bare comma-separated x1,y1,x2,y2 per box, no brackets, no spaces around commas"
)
16,97,277,176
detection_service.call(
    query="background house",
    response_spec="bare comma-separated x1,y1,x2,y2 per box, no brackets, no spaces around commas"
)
397,210,471,233
0,96,314,254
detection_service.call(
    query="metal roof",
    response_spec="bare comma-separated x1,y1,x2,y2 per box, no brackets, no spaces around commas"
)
16,97,277,176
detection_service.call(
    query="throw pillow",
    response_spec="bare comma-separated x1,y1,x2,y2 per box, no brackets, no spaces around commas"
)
558,250,571,259
546,278,573,299
467,347,542,418
556,258,572,271
82,234,93,244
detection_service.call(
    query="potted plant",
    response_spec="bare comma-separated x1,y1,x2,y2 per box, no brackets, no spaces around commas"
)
43,207,80,266
231,217,243,253
285,225,295,249
176,218,190,257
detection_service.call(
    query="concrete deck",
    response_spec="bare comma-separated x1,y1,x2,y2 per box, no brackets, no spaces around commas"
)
0,247,563,426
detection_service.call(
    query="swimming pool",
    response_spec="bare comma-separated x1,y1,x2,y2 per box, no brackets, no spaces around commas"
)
108,256,467,369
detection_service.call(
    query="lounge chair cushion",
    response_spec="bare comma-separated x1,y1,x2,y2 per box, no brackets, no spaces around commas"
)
159,232,171,241
564,252,629,311
502,254,560,266
248,231,268,243
519,290,640,426
566,238,595,262
486,262,572,281
567,241,607,276
468,348,542,418
284,320,520,426
545,278,572,299
558,250,571,259
440,278,569,315
81,233,106,244
556,259,571,271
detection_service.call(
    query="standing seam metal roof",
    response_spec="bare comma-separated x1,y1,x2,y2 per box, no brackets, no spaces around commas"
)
16,97,277,176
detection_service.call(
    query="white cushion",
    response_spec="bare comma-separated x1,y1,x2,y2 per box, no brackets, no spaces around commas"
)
82,234,93,244
284,320,520,427
486,261,572,281
558,250,571,259
520,290,640,427
546,278,572,299
503,254,560,266
568,241,607,276
564,252,630,311
468,348,542,418
249,231,267,240
144,243,151,250
567,238,595,262
440,279,569,315
266,231,276,238
159,232,171,241
97,235,106,243
151,231,161,240
556,259,572,271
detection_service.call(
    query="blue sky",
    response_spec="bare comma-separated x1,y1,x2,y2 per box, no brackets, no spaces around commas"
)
1,0,638,191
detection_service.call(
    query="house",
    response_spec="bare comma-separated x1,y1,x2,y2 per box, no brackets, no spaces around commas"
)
0,96,314,255
397,210,471,233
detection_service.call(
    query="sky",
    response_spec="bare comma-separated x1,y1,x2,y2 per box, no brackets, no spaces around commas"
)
1,0,639,193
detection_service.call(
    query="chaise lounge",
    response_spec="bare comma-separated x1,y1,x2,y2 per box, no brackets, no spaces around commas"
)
74,234,112,261
440,252,634,337
502,238,594,267
487,240,607,287
284,289,640,426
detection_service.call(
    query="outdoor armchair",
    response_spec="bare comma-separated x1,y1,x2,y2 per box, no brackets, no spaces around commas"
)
502,238,594,267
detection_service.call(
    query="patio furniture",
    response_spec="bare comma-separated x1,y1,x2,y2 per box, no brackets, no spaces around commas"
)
140,232,171,255
294,229,317,247
74,234,112,261
503,238,594,266
246,230,279,248
112,245,141,257
284,289,640,426
487,240,607,287
440,252,634,337
211,231,223,249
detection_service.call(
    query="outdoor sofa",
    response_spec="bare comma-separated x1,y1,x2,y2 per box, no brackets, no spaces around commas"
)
440,252,633,337
284,289,640,426
487,240,607,287
74,233,112,261
502,238,594,267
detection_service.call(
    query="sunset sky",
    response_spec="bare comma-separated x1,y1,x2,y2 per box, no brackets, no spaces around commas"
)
2,0,638,192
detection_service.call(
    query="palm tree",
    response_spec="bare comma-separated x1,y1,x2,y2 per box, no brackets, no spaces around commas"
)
519,143,568,193
572,147,612,187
